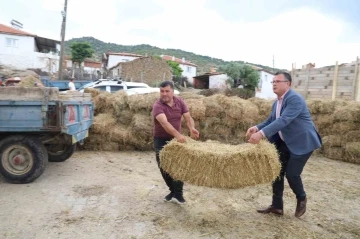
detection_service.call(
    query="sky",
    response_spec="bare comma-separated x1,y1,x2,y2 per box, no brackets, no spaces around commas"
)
1,0,359,70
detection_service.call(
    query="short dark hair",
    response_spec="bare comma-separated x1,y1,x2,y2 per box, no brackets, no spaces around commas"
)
159,80,174,89
275,71,292,82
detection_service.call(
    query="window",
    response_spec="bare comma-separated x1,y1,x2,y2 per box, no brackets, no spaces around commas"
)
110,86,124,93
187,66,191,73
93,86,107,91
127,86,146,89
6,38,18,47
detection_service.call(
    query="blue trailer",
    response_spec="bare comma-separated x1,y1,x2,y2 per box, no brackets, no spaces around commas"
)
40,77,93,91
0,87,94,183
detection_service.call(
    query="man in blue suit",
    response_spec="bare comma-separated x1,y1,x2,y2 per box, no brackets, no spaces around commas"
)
246,71,322,218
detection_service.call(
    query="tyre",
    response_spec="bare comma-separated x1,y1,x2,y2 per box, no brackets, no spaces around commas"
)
0,135,48,184
45,143,76,162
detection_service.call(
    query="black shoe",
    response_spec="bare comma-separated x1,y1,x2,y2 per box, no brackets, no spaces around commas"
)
173,193,186,204
164,192,174,202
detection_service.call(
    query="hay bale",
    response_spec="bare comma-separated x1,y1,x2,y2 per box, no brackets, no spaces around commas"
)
82,133,119,151
306,100,347,114
322,135,342,147
331,122,358,133
84,88,100,98
184,98,206,120
179,92,204,100
127,92,158,112
344,142,360,164
116,109,134,125
129,113,153,143
17,75,44,87
91,113,117,134
215,95,260,126
323,146,344,160
203,95,224,117
333,103,360,122
312,114,334,130
110,91,129,115
93,92,112,114
160,138,280,189
248,97,273,119
108,124,129,145
343,130,360,143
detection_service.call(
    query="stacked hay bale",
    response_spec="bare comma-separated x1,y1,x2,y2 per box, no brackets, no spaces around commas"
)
309,100,360,164
184,94,262,144
81,87,360,164
82,89,155,151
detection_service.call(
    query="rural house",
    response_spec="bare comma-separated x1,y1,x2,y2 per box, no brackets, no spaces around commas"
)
160,55,197,84
0,23,60,73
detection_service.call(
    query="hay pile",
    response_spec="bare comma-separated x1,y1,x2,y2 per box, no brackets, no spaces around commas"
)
17,75,44,87
307,100,360,164
159,138,280,189
82,87,360,164
81,89,156,151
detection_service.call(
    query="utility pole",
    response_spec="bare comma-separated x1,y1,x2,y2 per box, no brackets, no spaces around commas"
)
272,55,275,73
58,0,68,80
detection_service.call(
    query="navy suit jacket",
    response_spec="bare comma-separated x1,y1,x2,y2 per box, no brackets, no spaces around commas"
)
257,89,322,155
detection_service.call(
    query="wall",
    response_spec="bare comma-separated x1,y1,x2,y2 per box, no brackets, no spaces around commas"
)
209,74,229,89
110,56,172,85
107,55,141,69
33,52,59,73
291,61,360,101
0,33,35,69
256,71,276,99
0,33,59,72
179,64,196,84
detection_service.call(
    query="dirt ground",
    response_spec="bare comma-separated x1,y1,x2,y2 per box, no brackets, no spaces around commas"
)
0,151,359,239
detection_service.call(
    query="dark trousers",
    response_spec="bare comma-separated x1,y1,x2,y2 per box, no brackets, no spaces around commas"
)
272,139,313,209
154,137,184,195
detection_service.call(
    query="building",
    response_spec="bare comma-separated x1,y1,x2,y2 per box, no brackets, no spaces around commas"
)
255,69,276,99
109,56,172,85
64,56,101,74
0,23,60,73
247,64,276,99
160,55,197,84
193,72,229,89
102,52,143,70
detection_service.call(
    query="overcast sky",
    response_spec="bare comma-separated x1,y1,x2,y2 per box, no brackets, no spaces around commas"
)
1,0,359,69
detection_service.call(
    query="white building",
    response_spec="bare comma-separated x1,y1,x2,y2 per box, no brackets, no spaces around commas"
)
256,69,276,99
0,23,60,73
102,52,143,69
193,72,229,89
161,55,197,84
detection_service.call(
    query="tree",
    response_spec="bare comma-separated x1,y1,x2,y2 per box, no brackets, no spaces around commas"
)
166,61,183,78
218,63,260,90
70,42,94,78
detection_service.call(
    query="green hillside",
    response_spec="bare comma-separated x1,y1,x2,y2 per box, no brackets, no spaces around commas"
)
64,37,282,75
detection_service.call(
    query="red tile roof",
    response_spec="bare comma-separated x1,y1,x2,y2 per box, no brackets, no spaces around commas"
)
107,52,143,57
161,55,197,67
0,23,35,37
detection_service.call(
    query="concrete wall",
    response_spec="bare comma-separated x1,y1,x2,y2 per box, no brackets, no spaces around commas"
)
107,55,141,69
209,74,229,89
